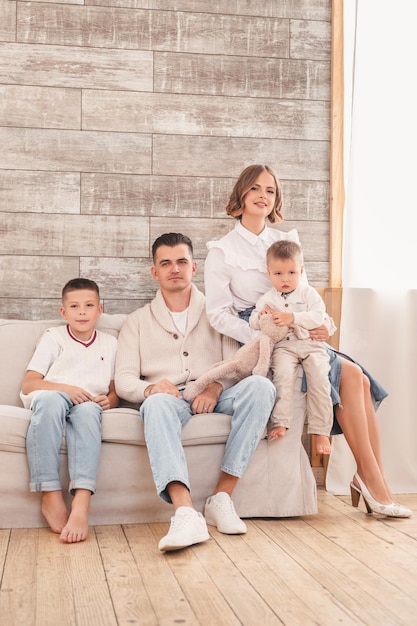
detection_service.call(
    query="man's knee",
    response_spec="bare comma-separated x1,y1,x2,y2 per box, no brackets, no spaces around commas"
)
140,393,187,424
239,375,276,401
141,392,175,414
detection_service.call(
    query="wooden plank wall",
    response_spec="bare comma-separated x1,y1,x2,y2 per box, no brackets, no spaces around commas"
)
0,0,332,319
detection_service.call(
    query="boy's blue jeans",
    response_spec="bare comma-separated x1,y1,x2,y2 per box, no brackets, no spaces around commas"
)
26,391,102,495
140,375,276,503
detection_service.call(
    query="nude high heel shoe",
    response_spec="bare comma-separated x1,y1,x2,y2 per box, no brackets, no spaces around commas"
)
350,473,412,518
350,479,370,512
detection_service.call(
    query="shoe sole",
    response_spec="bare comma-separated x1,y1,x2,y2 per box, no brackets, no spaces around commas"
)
204,514,247,534
159,532,210,552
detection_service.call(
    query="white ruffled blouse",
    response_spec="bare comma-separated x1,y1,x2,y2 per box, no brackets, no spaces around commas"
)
204,221,303,344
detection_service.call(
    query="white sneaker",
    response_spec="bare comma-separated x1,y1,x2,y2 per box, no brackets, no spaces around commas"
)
158,506,210,552
204,492,247,534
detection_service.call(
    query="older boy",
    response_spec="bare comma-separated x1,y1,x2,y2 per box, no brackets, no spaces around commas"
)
20,278,118,543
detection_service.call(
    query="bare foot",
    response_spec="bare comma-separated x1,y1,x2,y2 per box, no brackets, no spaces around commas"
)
315,434,332,455
269,426,287,440
41,491,69,534
60,489,91,544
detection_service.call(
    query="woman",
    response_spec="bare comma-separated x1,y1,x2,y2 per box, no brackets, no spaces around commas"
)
204,164,411,518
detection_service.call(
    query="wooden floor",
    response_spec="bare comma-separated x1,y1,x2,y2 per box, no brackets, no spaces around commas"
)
1,490,417,626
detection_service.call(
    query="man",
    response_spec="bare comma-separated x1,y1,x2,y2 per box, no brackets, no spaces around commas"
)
115,233,275,552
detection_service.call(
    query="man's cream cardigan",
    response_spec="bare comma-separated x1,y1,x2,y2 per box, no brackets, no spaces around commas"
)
115,284,238,404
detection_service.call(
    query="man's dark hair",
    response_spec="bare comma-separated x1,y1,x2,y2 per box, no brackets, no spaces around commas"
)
62,278,100,300
152,233,194,262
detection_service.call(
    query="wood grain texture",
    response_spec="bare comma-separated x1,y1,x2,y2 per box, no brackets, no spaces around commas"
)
0,297,144,320
0,85,81,129
0,128,151,173
80,255,206,299
153,135,330,180
0,1,16,42
81,173,232,217
290,18,332,60
0,171,80,213
0,256,80,298
0,214,149,256
330,0,345,289
154,52,330,100
18,4,289,57
0,530,38,626
281,180,330,222
1,0,333,320
80,174,329,221
0,42,153,91
85,0,331,21
2,493,417,626
83,90,330,140
0,299,64,321
80,256,155,300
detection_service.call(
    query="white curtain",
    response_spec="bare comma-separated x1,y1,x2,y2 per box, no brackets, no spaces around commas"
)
326,0,417,494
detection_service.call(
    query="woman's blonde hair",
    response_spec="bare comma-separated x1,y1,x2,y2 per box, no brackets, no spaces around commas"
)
225,164,283,223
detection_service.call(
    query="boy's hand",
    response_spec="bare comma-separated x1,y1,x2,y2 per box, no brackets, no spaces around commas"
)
92,394,111,410
66,386,93,404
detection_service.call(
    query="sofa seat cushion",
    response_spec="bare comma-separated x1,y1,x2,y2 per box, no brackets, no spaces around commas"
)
0,405,234,455
103,407,233,446
0,406,32,453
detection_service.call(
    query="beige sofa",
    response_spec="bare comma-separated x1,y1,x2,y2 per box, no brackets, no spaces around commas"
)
0,314,317,529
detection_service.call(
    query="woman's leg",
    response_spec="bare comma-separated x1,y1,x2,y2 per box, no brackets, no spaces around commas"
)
361,373,395,499
335,358,392,504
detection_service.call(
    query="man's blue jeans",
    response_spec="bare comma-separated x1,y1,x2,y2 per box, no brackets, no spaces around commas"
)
26,391,102,494
140,375,276,503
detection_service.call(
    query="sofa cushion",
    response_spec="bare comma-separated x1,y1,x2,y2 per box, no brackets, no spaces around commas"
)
102,407,233,446
0,405,32,453
0,405,233,456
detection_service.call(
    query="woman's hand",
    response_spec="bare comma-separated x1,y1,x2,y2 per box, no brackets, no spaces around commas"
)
309,324,330,341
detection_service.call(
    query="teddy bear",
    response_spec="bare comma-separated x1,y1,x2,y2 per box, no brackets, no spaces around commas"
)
183,313,307,401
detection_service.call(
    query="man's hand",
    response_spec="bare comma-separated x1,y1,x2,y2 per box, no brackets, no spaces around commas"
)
144,379,182,399
191,382,223,415
308,324,330,341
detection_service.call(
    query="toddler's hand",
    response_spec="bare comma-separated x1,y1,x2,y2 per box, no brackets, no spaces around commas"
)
272,311,294,326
